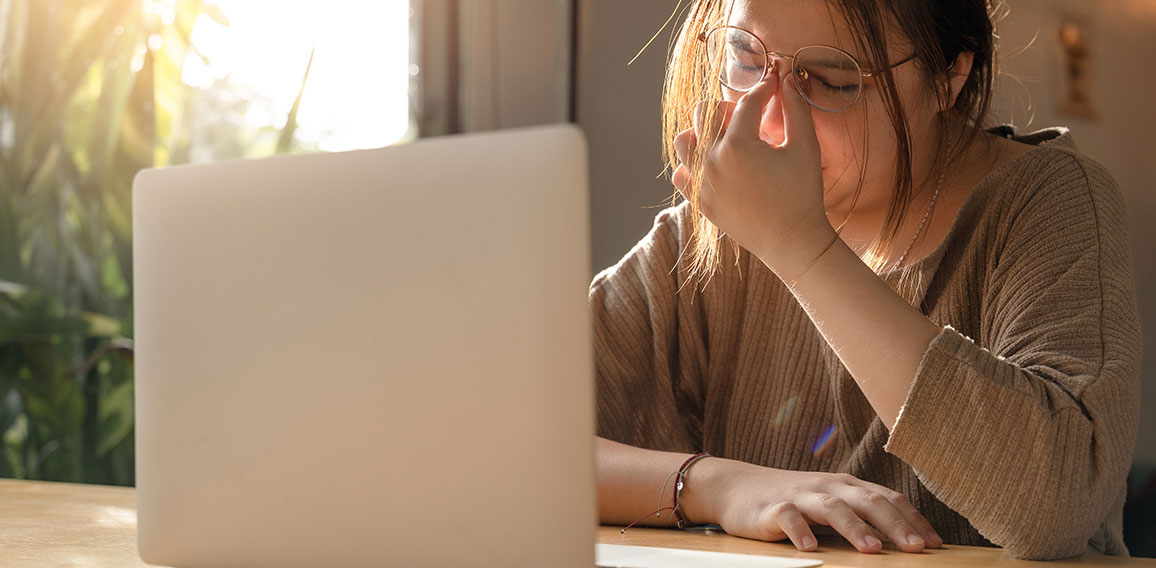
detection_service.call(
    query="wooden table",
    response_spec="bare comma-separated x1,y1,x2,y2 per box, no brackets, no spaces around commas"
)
601,526,1156,567
1,478,1152,567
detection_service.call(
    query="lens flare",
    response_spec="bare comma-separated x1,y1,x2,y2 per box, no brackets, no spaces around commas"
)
773,395,799,426
812,424,839,456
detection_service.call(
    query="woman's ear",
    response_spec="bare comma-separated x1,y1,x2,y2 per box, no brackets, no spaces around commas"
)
940,51,975,112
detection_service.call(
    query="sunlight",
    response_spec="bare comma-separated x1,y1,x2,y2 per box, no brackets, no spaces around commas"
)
181,0,410,152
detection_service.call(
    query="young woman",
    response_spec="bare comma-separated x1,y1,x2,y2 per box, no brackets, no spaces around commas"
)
590,0,1141,561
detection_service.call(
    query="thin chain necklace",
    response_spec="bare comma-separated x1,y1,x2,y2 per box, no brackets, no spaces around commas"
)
895,147,952,269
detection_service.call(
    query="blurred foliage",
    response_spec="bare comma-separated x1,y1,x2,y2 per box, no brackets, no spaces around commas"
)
0,0,307,486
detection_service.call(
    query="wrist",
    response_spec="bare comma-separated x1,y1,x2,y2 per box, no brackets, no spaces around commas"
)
755,214,839,283
677,455,746,526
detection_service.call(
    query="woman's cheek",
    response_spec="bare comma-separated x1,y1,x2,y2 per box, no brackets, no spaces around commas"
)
814,117,869,182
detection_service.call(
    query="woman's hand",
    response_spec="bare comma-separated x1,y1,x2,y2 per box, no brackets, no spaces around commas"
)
671,69,836,283
682,458,943,554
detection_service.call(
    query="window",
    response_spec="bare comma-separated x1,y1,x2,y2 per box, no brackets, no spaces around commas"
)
168,0,414,161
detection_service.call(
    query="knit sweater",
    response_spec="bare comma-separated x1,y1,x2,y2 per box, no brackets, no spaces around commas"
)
589,125,1142,560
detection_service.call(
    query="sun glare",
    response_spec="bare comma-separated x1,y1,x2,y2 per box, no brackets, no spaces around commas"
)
181,0,411,152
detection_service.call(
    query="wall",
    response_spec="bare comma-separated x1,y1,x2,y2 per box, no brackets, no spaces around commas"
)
575,0,675,275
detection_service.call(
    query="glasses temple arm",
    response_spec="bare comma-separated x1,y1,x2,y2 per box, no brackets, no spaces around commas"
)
861,53,919,77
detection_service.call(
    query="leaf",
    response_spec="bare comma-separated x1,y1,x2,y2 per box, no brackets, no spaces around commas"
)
80,312,122,338
0,280,29,299
52,0,138,117
96,379,132,456
87,27,144,191
25,144,61,197
204,3,230,27
277,47,315,155
3,413,28,446
99,254,129,300
0,311,122,343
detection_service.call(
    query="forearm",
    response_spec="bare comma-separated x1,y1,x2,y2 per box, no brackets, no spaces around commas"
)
768,238,941,430
882,327,1134,558
596,436,734,527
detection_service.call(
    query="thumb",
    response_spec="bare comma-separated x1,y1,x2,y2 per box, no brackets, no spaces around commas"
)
693,100,736,151
726,64,780,142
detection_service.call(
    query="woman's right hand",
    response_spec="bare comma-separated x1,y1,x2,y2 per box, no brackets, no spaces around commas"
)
682,458,943,553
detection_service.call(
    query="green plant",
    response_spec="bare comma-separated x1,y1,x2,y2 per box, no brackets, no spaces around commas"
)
0,0,226,485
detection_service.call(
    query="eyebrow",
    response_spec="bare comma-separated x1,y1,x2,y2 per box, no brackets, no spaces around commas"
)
805,55,858,70
726,35,761,54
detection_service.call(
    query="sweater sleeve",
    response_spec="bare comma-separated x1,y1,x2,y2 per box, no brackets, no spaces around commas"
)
589,203,706,453
884,150,1142,559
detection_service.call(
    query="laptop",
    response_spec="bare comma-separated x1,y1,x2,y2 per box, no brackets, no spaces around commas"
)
133,124,596,567
133,123,822,568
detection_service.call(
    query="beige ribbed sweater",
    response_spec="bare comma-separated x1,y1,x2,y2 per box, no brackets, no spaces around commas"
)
589,126,1142,560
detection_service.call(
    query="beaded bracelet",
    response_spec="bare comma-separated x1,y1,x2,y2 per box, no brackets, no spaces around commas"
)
621,452,712,533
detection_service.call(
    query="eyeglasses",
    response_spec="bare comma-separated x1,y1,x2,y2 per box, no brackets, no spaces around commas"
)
699,26,918,112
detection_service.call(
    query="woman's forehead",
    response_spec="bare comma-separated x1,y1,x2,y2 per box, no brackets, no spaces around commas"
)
725,0,858,55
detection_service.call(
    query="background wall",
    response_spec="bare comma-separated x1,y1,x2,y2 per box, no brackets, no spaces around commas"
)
575,1,675,275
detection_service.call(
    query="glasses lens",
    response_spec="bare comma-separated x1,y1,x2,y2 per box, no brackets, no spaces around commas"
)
792,46,862,112
705,27,766,91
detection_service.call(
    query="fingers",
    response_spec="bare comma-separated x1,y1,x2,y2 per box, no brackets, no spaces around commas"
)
889,497,943,548
672,165,690,202
692,100,736,152
727,64,779,141
764,502,818,552
778,72,820,152
671,127,697,202
801,494,883,553
839,488,927,553
730,470,942,556
674,127,697,169
855,481,943,548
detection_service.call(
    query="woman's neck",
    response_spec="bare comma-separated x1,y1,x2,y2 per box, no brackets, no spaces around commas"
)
825,124,999,259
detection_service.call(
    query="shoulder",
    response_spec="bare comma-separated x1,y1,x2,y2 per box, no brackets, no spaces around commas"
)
965,126,1138,328
976,126,1126,242
589,200,693,297
984,125,1120,204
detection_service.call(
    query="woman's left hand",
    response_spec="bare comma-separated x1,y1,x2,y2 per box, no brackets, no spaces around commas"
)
673,68,836,283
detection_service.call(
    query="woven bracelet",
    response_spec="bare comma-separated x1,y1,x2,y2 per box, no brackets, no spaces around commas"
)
671,452,712,529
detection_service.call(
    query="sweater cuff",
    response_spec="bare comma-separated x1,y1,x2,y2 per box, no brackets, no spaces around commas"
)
885,325,988,462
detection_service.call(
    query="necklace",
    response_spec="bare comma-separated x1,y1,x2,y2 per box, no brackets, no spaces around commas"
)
895,149,951,269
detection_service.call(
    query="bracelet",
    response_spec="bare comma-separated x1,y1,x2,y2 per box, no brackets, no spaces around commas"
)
671,452,712,528
621,452,713,533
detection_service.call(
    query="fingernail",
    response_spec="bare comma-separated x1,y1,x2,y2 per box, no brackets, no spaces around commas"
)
905,534,925,547
862,535,881,550
801,535,816,550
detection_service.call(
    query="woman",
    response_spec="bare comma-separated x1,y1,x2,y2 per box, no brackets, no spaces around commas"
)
590,0,1141,561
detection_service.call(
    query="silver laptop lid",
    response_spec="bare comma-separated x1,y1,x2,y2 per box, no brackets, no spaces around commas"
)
133,124,594,567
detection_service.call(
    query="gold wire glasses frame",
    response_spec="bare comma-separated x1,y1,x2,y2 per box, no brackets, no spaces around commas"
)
699,25,918,112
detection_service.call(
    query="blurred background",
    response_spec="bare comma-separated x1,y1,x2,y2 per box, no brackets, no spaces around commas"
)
0,0,1152,555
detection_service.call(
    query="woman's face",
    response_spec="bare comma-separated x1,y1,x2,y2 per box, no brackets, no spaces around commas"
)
721,0,941,220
